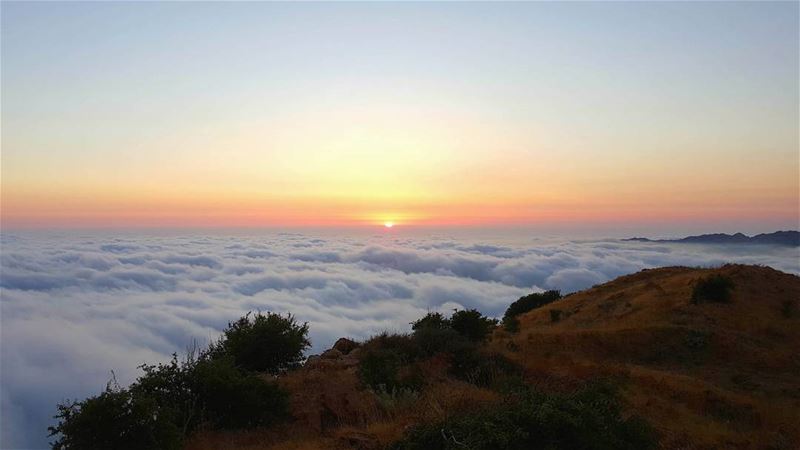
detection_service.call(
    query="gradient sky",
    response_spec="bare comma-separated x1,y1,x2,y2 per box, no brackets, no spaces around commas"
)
2,2,798,230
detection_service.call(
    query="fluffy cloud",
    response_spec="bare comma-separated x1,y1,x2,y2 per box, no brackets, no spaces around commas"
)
1,231,798,448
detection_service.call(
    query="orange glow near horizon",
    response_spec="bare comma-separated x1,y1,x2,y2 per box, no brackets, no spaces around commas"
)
3,108,797,230
3,181,798,229
1,2,798,231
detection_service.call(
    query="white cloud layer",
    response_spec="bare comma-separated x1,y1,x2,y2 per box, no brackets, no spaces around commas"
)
1,230,798,448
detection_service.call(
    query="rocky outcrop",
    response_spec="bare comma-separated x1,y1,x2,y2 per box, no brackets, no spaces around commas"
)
321,348,343,359
333,337,360,355
305,338,362,370
284,338,379,437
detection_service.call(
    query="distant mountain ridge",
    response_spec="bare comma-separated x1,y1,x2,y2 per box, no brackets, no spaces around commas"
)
623,230,800,246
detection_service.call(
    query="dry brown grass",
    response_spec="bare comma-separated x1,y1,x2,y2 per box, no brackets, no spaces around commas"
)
187,347,502,449
491,264,800,450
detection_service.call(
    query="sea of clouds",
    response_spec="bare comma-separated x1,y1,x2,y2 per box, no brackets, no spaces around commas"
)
2,229,798,448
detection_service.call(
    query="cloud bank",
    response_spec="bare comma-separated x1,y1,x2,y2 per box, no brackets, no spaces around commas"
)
2,230,798,448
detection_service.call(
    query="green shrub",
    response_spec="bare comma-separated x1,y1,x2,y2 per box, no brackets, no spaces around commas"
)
50,312,298,449
191,357,288,429
411,312,451,331
503,290,561,332
450,309,498,342
362,315,510,390
358,347,420,391
392,383,657,450
691,275,734,304
362,332,419,360
413,326,470,358
208,311,310,374
412,310,497,342
49,383,183,450
550,309,562,322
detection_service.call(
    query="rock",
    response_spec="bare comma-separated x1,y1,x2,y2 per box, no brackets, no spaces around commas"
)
321,348,343,359
332,337,360,355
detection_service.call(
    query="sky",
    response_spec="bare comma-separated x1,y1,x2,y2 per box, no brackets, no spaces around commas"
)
1,1,798,231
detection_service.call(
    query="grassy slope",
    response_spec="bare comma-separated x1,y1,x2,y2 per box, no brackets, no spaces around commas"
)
187,264,800,450
493,264,800,449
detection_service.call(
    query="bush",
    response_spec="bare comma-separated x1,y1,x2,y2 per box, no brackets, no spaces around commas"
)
392,383,657,450
358,347,422,391
359,310,511,391
362,332,419,360
50,312,298,449
413,326,469,358
412,312,451,331
357,327,434,392
191,357,288,429
411,309,497,343
131,354,200,433
450,309,498,342
503,290,562,331
691,275,734,304
49,382,184,450
208,312,310,374
550,309,563,322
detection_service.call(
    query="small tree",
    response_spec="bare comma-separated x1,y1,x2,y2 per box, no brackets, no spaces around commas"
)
49,382,183,450
450,309,498,342
209,312,310,374
190,356,288,428
411,312,451,331
49,312,300,449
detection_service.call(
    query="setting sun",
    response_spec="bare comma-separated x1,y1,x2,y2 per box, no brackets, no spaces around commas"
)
384,221,394,228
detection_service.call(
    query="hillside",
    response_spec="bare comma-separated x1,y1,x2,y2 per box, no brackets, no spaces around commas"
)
493,264,800,449
184,264,800,450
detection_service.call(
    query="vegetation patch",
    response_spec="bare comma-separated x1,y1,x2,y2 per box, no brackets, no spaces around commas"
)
207,311,310,373
449,309,498,342
358,309,517,391
392,382,657,450
691,274,735,304
49,312,306,449
358,346,421,392
503,290,562,332
780,299,797,318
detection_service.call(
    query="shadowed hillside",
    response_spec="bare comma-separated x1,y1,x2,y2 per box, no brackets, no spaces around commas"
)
181,264,799,450
49,265,799,450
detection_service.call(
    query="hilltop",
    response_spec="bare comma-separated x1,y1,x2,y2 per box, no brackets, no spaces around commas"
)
624,230,800,246
182,264,799,450
492,264,800,449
